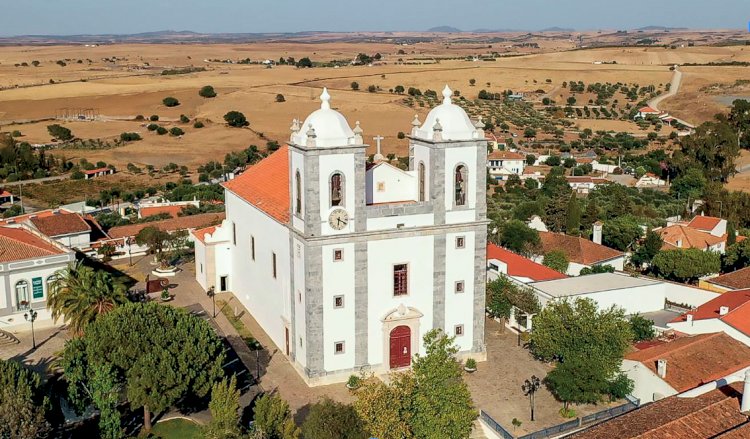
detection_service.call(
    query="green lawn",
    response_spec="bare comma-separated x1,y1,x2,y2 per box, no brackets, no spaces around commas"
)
150,418,202,439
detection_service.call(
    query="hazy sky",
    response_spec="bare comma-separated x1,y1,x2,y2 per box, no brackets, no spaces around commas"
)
0,0,748,36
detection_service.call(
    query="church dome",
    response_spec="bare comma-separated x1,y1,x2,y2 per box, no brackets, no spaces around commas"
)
415,85,478,141
292,88,357,147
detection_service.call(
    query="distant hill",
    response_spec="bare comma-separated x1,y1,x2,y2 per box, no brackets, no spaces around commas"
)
636,26,689,31
539,27,575,32
427,26,462,33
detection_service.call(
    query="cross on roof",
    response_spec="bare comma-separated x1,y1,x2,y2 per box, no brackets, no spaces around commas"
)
373,135,384,155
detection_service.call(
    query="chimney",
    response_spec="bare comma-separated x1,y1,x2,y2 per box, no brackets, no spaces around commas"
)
657,359,667,378
742,370,750,413
686,314,694,325
592,221,603,245
719,306,730,316
676,238,682,248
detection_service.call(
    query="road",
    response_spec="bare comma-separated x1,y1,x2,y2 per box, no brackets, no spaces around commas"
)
647,66,695,129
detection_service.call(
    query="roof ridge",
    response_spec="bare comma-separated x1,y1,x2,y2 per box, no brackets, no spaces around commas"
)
651,393,740,435
637,333,721,363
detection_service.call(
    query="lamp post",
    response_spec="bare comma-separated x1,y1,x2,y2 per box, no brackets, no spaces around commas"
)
24,309,38,350
522,375,541,421
206,286,216,318
248,339,262,383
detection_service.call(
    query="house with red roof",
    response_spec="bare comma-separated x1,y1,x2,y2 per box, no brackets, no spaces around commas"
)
634,105,662,120
667,289,750,346
487,149,526,181
83,167,114,180
0,208,105,250
535,228,625,275
486,242,566,283
191,224,231,292
655,214,729,254
0,225,75,329
621,332,750,403
701,266,750,293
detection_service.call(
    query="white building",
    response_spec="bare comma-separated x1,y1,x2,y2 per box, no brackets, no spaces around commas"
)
194,86,488,386
635,173,667,189
0,208,100,250
667,289,750,346
535,226,626,276
566,176,610,195
0,225,76,329
487,150,525,181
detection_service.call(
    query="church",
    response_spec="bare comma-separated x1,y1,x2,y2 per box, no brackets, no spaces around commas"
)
193,86,489,385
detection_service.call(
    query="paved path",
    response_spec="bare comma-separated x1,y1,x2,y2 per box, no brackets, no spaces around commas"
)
647,66,695,129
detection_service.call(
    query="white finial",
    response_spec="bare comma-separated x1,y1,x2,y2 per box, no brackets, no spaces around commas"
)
353,120,363,134
433,118,443,131
474,116,485,129
442,85,452,104
411,114,421,127
320,87,331,109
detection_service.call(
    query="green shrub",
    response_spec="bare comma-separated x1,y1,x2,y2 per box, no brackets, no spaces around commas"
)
156,126,168,135
199,85,217,98
169,127,185,136
163,97,180,107
150,115,159,121
193,121,205,128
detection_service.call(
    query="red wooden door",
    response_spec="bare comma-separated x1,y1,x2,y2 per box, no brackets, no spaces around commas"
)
389,326,411,369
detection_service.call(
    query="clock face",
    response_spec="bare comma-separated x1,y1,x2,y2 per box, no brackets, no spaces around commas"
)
328,208,349,230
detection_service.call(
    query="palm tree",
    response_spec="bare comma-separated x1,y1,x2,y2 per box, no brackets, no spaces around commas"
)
47,261,128,334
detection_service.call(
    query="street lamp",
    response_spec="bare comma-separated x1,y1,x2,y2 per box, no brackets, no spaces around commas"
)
206,286,216,318
522,375,541,421
24,309,38,350
248,339,262,383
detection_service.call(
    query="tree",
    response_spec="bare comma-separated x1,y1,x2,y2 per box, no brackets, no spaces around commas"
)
0,359,50,439
203,376,241,439
727,99,750,149
48,261,128,335
631,230,663,267
469,79,476,86
156,126,168,135
253,393,300,439
542,97,551,106
368,85,377,93
134,226,172,263
354,373,415,439
676,121,739,182
545,356,610,409
296,57,312,68
525,154,536,166
670,168,707,199
61,302,225,433
350,81,359,91
120,132,141,142
524,127,537,139
579,264,615,275
565,193,581,235
394,85,405,94
651,248,721,283
486,274,541,320
224,111,249,127
47,124,73,141
276,94,286,102
162,97,180,107
723,240,750,272
301,398,366,439
603,216,642,251
499,220,540,255
169,127,185,136
629,314,656,342
194,121,205,128
567,96,577,106
545,155,561,166
199,85,217,98
543,250,569,273
409,330,476,439
180,114,190,123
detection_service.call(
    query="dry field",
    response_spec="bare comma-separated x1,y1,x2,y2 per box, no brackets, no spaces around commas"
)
0,34,747,173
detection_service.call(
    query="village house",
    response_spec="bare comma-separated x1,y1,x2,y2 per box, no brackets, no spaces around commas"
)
534,224,625,275
0,208,106,251
193,86,489,386
700,266,750,293
137,199,201,219
83,167,115,180
655,215,728,254
0,225,76,329
486,242,566,284
0,189,15,205
621,332,750,404
487,150,525,181
667,289,750,346
634,105,662,120
566,176,610,194
635,172,667,189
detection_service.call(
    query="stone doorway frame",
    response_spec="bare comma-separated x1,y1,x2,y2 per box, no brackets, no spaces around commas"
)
381,304,423,369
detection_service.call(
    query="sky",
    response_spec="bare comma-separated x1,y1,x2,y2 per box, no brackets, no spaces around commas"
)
0,0,748,36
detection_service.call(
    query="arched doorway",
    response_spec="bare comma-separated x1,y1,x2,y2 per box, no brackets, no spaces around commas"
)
389,325,411,369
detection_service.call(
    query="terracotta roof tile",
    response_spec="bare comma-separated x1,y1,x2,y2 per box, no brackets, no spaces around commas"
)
688,215,723,232
191,225,218,244
28,211,91,237
708,267,750,290
223,146,289,223
83,167,112,175
108,213,225,239
571,383,747,438
538,232,623,265
670,289,750,337
139,205,187,219
657,225,725,250
487,243,567,282
0,226,68,262
638,106,660,114
488,150,525,160
625,333,750,392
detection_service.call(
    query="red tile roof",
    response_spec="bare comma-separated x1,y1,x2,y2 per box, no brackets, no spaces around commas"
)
625,333,750,392
488,150,525,161
191,225,218,244
688,215,723,232
487,243,567,282
83,167,112,175
571,382,747,438
0,226,68,262
139,205,186,219
638,106,660,114
29,211,91,237
108,213,225,239
670,289,750,336
708,267,750,290
657,224,725,250
538,232,624,265
223,146,289,223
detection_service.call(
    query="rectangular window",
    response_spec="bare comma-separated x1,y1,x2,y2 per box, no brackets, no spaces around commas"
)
299,337,303,347
454,324,464,336
334,295,344,308
250,236,256,261
377,182,386,192
200,263,203,273
232,222,237,246
455,281,465,294
334,341,345,354
333,249,343,262
393,264,408,296
298,291,302,303
456,236,466,249
272,252,277,279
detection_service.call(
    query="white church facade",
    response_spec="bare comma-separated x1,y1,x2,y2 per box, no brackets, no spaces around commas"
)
193,86,489,386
